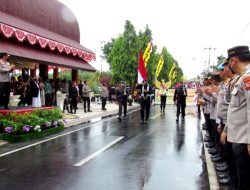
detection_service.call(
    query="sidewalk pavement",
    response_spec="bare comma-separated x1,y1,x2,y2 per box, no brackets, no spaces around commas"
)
62,102,140,128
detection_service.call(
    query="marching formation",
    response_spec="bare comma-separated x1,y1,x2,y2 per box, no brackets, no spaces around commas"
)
196,46,250,189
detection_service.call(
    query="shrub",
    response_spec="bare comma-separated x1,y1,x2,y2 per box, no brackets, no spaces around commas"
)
2,108,64,136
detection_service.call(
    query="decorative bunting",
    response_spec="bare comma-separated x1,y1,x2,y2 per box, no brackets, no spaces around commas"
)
56,43,64,53
37,37,48,48
0,24,14,38
77,50,83,58
72,48,77,56
27,33,37,45
15,30,26,42
48,41,56,50
0,22,96,62
64,45,71,54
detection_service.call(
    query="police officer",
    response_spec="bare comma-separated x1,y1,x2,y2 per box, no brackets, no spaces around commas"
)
173,82,187,122
136,80,153,124
226,46,250,190
216,60,238,187
116,81,129,121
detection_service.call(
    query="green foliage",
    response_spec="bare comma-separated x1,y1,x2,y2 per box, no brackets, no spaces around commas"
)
102,20,184,87
217,55,226,65
1,108,64,138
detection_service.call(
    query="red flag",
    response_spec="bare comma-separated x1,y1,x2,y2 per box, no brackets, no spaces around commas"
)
138,51,147,84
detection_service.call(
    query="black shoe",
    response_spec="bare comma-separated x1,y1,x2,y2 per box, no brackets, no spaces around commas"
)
84,110,87,113
216,165,228,172
210,153,220,159
176,118,179,122
163,110,165,112
211,155,222,162
205,134,210,138
216,162,227,167
203,137,211,142
218,177,230,184
202,126,208,130
118,117,122,122
218,173,229,178
88,110,92,112
144,120,148,124
124,116,127,120
208,148,218,155
205,143,215,148
140,120,144,124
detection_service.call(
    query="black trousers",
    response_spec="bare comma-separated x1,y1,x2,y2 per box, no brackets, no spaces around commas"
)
70,97,77,113
176,101,186,118
18,94,26,106
83,97,90,111
204,113,212,134
160,95,167,111
224,141,238,189
0,82,10,108
140,98,150,121
197,105,201,118
118,100,127,117
101,97,107,110
232,143,250,190
45,93,52,106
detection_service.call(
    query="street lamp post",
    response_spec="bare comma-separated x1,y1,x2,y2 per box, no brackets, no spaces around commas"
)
204,46,216,71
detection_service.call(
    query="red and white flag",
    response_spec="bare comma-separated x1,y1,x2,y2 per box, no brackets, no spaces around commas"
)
138,51,147,84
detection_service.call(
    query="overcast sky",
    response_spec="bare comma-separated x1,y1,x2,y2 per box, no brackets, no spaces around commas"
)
59,0,250,79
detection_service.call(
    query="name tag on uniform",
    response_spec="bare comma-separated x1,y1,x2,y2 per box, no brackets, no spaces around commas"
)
231,87,238,95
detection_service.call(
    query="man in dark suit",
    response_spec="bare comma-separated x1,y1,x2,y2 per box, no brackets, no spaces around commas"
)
174,82,187,122
116,81,129,121
136,80,153,124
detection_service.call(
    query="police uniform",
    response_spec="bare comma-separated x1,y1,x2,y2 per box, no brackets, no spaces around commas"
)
136,82,153,124
173,84,187,121
226,46,250,190
116,82,129,121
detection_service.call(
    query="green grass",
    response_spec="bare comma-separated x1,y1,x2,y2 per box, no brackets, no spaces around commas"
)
2,125,64,143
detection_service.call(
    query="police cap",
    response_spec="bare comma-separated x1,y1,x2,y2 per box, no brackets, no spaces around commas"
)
227,46,250,59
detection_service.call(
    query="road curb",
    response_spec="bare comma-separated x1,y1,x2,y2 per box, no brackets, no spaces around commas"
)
0,105,140,147
65,105,140,128
201,129,220,190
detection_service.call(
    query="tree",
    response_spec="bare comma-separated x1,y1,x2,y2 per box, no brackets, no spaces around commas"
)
106,20,138,86
101,20,184,87
217,55,226,65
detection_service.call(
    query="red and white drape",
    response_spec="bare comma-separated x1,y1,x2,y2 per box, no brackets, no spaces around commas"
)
0,23,96,62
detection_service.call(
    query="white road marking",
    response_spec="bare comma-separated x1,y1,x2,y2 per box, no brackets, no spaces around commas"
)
0,109,140,158
74,136,124,167
149,113,161,120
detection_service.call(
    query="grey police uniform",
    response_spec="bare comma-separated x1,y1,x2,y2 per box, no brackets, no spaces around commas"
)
217,82,230,125
227,65,250,144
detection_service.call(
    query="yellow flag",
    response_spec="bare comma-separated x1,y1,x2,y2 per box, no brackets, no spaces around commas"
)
155,55,164,77
143,42,152,67
168,63,176,79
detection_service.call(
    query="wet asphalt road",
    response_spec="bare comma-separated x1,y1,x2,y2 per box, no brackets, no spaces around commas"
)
0,105,209,190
